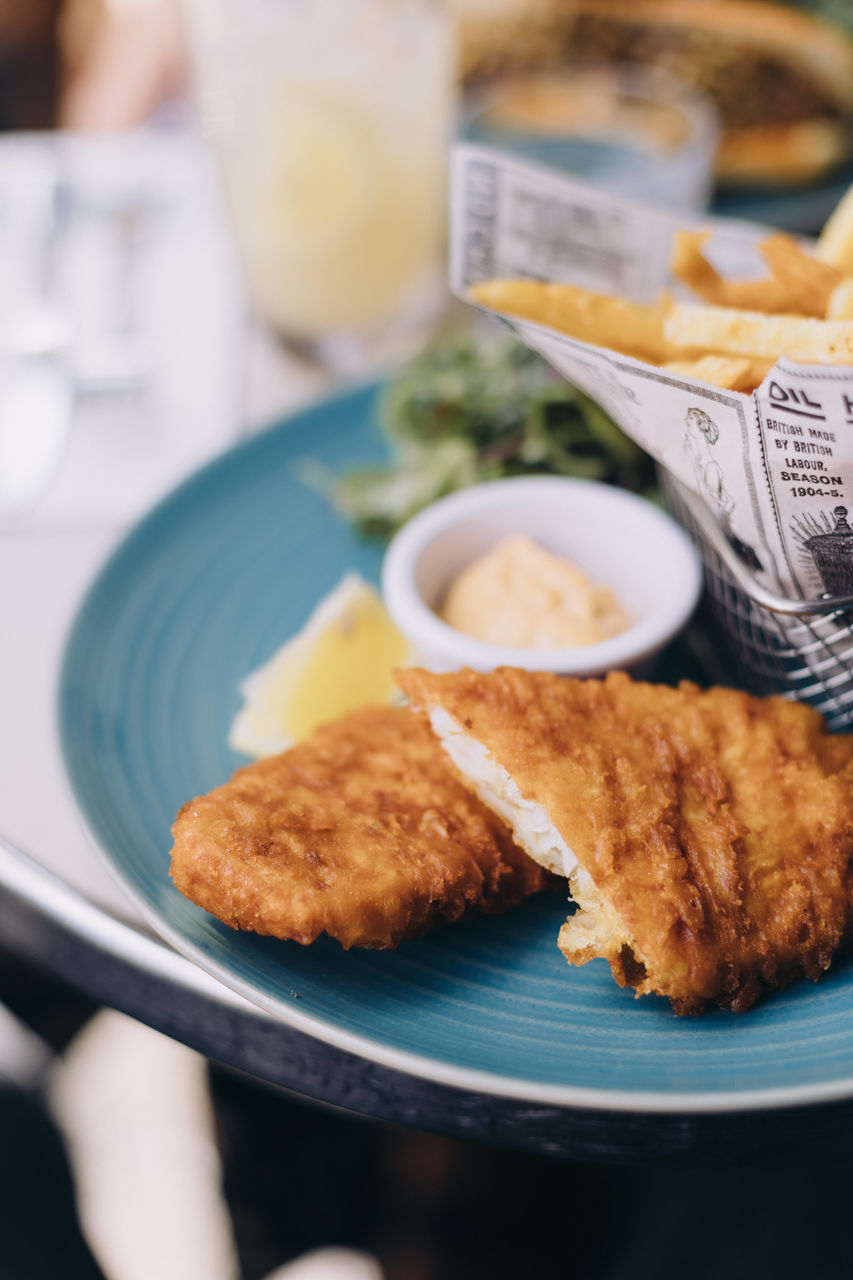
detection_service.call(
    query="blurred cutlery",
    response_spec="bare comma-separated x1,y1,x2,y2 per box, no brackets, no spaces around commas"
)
0,302,73,522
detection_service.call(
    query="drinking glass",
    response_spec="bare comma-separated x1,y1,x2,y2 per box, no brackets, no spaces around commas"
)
183,0,456,369
461,64,720,212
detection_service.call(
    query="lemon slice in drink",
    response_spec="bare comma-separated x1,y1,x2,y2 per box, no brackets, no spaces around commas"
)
262,87,385,257
229,574,413,758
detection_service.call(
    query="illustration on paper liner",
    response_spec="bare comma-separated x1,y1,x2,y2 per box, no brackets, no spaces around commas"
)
793,507,853,597
683,407,762,573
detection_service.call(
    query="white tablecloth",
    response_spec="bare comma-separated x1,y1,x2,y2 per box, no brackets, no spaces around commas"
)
0,126,329,917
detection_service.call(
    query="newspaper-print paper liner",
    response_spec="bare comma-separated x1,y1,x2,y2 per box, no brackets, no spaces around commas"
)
450,144,853,604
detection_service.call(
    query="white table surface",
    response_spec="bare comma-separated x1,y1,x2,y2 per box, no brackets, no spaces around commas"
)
0,126,329,922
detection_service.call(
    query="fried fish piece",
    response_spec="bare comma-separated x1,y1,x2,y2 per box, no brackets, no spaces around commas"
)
170,705,553,950
397,667,853,1014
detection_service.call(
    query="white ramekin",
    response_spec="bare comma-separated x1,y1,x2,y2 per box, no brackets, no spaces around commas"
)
381,475,702,675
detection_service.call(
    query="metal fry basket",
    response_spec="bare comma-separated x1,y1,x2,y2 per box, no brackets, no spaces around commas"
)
660,471,853,731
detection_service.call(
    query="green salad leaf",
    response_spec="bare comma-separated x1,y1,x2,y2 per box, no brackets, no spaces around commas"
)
331,328,656,541
791,0,853,34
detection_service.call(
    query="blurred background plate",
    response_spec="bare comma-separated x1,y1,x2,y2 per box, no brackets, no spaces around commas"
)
58,379,853,1113
711,164,853,232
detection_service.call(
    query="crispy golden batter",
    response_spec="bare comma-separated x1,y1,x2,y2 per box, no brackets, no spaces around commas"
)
170,705,553,949
398,667,853,1013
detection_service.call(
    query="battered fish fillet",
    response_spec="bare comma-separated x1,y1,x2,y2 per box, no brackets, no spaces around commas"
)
170,705,553,949
397,667,853,1014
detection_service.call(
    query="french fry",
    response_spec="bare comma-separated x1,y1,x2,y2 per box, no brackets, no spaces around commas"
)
758,233,842,317
664,302,853,366
723,279,798,314
671,230,796,314
661,354,771,392
670,230,728,302
472,188,853,386
815,184,853,272
468,279,667,363
826,277,853,320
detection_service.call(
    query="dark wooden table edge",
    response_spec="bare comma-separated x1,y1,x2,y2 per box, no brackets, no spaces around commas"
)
3,837,853,1166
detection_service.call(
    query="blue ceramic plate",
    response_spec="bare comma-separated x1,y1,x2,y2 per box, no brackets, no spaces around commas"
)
60,381,853,1114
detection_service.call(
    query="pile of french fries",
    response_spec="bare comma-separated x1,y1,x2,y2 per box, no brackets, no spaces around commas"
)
470,187,853,395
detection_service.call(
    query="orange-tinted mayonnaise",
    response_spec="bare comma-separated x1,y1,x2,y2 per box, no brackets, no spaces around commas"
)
439,534,630,649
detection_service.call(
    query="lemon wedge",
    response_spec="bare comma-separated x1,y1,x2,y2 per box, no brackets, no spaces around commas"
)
229,573,413,758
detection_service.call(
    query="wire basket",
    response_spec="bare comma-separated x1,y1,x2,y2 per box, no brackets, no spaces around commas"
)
660,470,853,731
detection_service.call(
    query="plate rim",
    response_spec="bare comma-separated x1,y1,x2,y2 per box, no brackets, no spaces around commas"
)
65,808,853,1116
57,377,853,1117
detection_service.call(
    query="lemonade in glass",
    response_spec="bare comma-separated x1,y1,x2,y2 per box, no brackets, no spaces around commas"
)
185,0,455,361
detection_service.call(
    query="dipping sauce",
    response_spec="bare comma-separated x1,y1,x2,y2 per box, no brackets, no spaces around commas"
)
439,534,630,649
